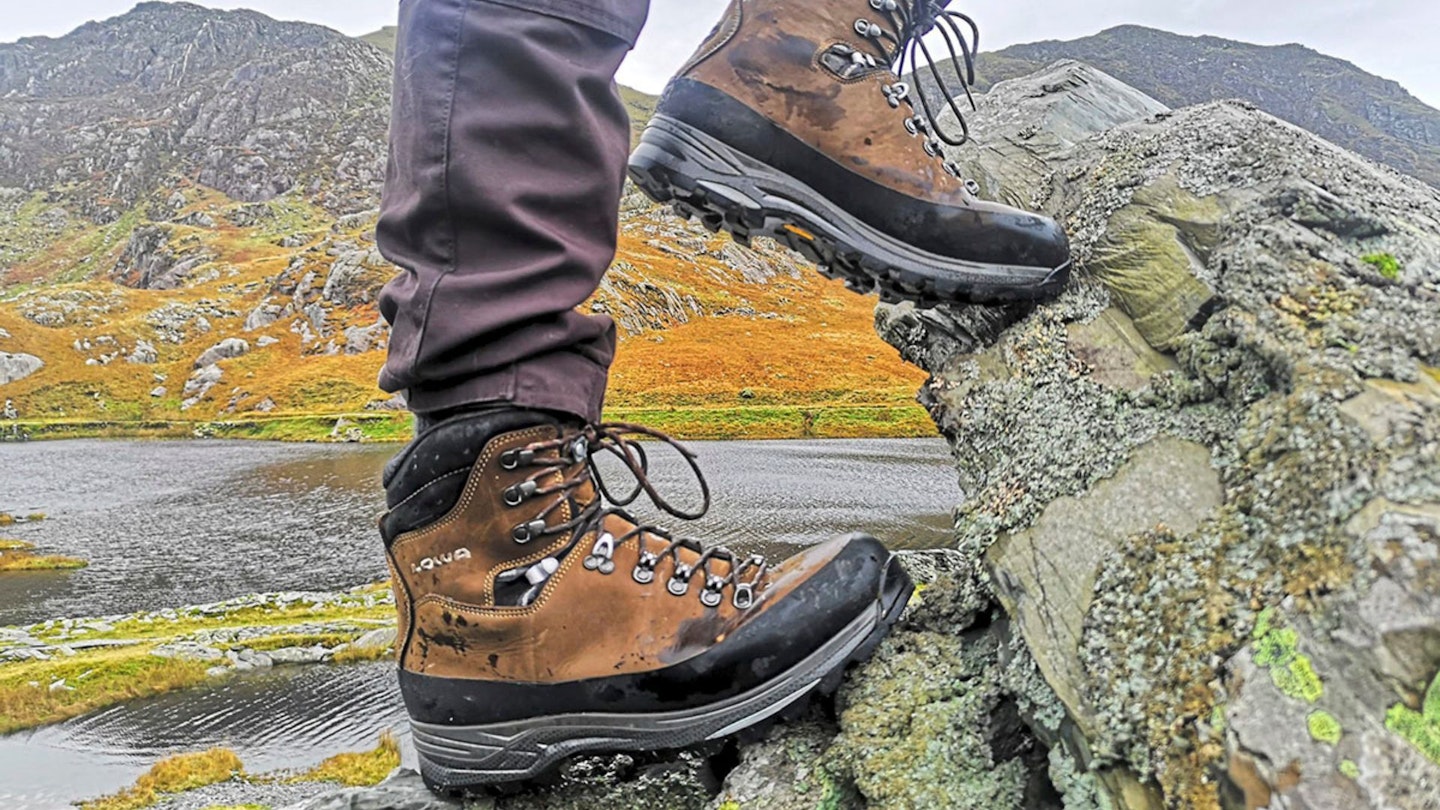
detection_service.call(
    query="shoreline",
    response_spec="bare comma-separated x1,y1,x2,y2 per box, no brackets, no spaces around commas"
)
0,402,937,444
0,585,397,737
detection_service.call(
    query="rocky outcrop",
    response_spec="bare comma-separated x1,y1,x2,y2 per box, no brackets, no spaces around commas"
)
875,60,1440,808
111,224,215,289
194,337,250,368
0,352,43,385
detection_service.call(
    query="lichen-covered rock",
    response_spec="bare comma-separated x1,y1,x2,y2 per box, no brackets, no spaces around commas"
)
878,60,1440,808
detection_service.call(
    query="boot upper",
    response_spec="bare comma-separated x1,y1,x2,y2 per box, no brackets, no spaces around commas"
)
660,0,1071,270
381,414,898,719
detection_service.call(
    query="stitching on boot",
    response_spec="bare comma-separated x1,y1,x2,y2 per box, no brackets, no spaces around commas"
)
391,426,555,555
385,467,471,514
678,0,743,77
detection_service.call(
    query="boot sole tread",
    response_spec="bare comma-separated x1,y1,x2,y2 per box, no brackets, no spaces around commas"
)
626,114,1071,309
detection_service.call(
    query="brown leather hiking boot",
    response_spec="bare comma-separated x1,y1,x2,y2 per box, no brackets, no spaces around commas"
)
380,410,913,791
629,0,1071,306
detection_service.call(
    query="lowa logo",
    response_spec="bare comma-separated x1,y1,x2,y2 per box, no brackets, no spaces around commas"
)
412,548,473,574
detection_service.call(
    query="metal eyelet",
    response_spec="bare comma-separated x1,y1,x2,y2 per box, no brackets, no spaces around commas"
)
964,179,981,195
583,533,617,574
633,552,659,585
500,449,533,470
700,575,726,608
569,438,589,464
503,480,538,506
733,583,755,610
870,0,898,10
923,138,943,158
512,520,547,544
854,19,881,38
666,564,694,597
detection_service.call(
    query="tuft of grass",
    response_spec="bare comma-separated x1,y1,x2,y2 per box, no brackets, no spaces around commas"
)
80,749,244,810
294,731,401,787
1361,252,1402,280
331,643,394,665
1387,671,1440,766
0,514,13,527
1308,710,1342,744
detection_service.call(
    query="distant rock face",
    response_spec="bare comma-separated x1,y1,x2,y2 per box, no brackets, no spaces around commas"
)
0,1,390,218
879,60,1440,809
971,25,1440,188
0,353,43,385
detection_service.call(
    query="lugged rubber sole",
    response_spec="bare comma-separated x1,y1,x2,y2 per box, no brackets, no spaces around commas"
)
414,556,914,795
627,114,1071,308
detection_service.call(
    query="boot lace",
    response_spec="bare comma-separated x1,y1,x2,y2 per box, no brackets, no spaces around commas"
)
852,0,982,186
496,423,767,610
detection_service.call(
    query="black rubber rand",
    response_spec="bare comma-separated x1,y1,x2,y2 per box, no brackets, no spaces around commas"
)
416,556,914,797
627,83,1071,307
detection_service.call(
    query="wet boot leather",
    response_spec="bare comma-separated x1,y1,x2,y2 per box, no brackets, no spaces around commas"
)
380,410,913,790
629,0,1072,305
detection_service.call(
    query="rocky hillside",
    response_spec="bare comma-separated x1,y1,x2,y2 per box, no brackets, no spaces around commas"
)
965,26,1440,188
0,3,925,441
235,60,1440,810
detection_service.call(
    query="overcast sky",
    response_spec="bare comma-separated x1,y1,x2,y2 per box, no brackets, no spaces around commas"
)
2,1,1437,108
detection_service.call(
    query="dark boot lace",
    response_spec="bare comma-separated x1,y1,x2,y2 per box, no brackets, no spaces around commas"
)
495,423,767,610
852,0,982,187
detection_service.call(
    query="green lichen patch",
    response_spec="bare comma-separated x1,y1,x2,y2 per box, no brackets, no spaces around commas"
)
1307,710,1342,744
1386,671,1440,765
1338,760,1360,780
1251,609,1324,703
1360,252,1403,280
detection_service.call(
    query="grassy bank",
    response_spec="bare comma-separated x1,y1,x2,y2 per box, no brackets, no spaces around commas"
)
0,586,395,735
80,733,402,810
1,401,936,444
0,539,88,572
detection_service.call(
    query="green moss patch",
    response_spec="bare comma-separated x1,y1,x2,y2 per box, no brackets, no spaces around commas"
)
1386,671,1440,765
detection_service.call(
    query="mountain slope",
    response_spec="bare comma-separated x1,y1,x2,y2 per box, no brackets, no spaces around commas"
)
968,25,1440,187
0,4,926,441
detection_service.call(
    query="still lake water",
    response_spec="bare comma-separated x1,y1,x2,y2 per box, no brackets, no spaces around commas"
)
0,437,959,808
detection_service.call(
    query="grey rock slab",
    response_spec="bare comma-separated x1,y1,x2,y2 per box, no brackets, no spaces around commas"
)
0,352,44,385
987,436,1223,737
194,337,251,368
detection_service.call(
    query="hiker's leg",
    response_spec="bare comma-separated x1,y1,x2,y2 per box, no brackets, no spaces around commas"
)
376,0,649,424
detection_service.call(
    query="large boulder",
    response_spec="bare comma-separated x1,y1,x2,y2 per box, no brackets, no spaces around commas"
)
876,60,1440,808
0,353,43,385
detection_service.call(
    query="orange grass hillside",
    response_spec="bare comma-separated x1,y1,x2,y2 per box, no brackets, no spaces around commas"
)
0,184,930,442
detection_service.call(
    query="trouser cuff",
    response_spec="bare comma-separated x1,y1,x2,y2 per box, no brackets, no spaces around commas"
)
399,350,609,425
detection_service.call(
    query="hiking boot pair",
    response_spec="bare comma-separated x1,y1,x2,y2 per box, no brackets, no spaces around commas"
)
380,0,1072,793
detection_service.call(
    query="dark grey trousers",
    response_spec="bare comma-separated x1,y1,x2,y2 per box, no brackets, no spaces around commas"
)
376,0,652,423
